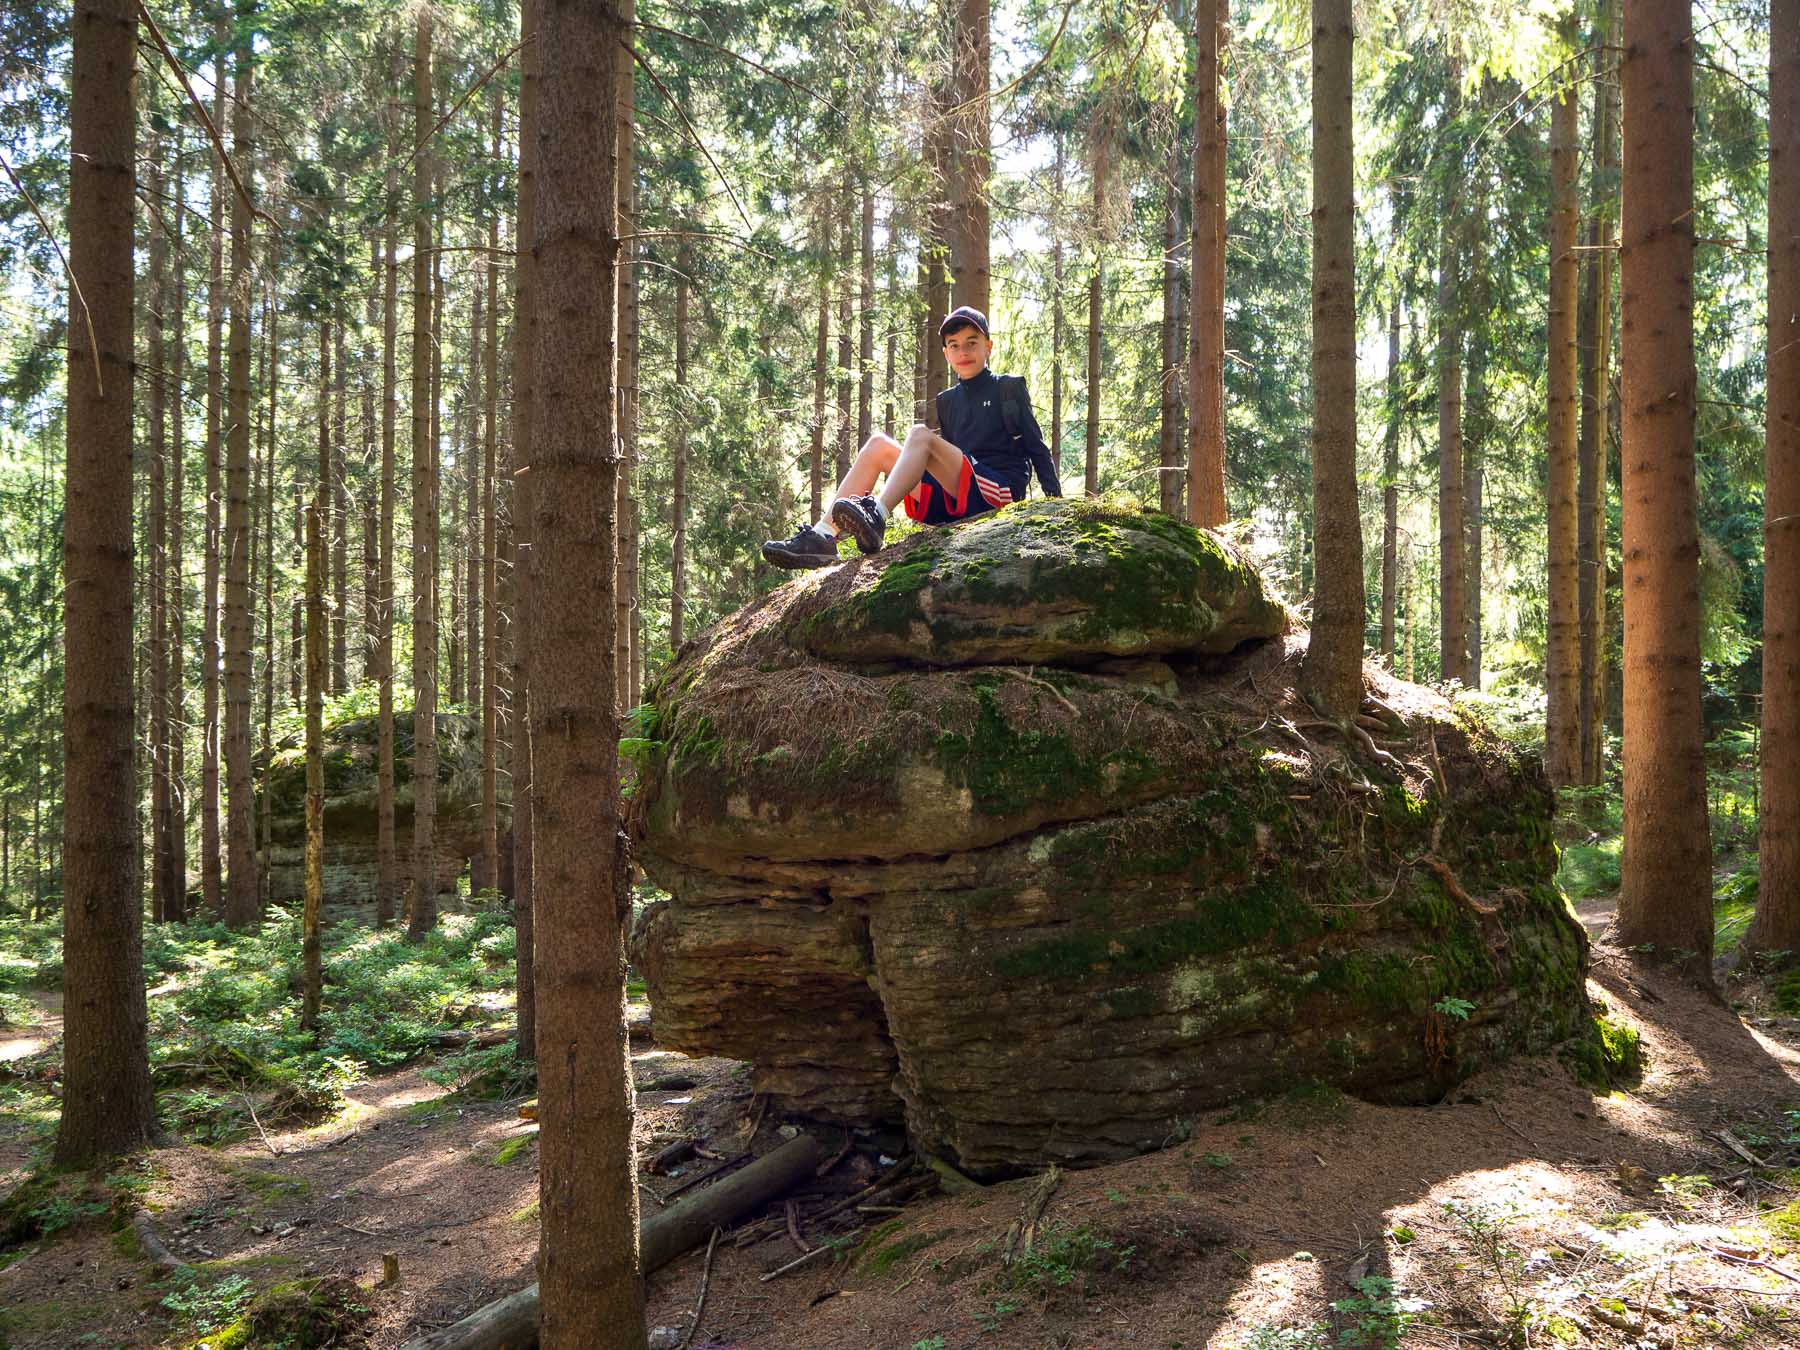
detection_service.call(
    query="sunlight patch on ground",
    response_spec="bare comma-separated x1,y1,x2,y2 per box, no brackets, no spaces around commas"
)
1209,1251,1331,1346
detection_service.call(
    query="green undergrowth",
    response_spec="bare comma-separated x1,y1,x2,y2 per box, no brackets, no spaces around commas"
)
0,901,521,1147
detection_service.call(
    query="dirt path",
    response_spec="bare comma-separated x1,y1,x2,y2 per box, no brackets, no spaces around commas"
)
7,938,1800,1347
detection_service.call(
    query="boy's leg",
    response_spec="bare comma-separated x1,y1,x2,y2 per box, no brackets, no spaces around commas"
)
878,424,968,515
818,433,901,534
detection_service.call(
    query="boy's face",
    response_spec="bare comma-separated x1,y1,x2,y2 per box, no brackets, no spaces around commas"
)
942,324,993,380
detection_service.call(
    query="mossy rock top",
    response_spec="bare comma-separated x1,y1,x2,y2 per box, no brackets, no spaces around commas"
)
786,499,1287,668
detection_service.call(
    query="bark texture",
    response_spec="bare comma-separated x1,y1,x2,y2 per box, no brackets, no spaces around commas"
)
946,0,990,313
1752,0,1800,952
532,0,646,1340
1298,0,1365,718
1544,57,1582,785
409,9,440,941
1614,0,1713,971
57,0,159,1165
1187,0,1228,527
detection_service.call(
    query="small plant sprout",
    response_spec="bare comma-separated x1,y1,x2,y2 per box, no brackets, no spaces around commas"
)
1433,996,1475,1021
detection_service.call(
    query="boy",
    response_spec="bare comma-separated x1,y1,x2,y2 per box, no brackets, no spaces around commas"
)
763,306,1062,568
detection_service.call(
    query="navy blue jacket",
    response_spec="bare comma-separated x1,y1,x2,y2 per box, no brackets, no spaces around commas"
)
935,368,1063,499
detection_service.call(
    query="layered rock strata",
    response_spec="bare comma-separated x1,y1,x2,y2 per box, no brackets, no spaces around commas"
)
631,500,1589,1175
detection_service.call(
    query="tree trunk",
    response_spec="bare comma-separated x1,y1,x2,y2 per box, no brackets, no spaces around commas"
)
616,35,639,713
533,0,646,1339
477,86,503,899
1752,0,1800,953
168,131,188,919
1544,49,1581,784
1187,0,1228,527
1298,0,1364,719
859,184,875,446
1085,127,1105,496
671,253,689,651
1437,62,1465,687
261,287,277,908
810,212,829,521
466,278,483,715
1051,130,1064,478
924,84,950,422
57,0,159,1165
946,0,990,313
409,8,440,941
1578,0,1620,785
223,17,259,927
1159,149,1183,518
1613,0,1713,974
511,0,542,1060
1381,298,1400,664
378,35,401,930
147,150,174,925
201,20,226,918
836,185,854,478
332,300,349,696
303,317,329,1031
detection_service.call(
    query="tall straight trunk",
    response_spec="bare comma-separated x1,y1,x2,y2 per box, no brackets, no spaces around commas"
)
1751,0,1800,953
1544,49,1582,785
1614,0,1712,973
511,0,541,1059
1159,152,1182,517
465,281,484,711
1436,57,1465,687
1464,360,1485,686
222,20,259,927
858,185,874,446
478,86,502,897
303,318,328,1029
884,228,897,438
1187,0,1228,527
1299,0,1364,718
1381,298,1401,664
408,8,440,941
1085,129,1105,496
810,213,829,521
378,41,400,927
148,153,174,924
201,23,226,917
289,487,302,705
1578,0,1620,784
57,0,158,1165
332,303,349,695
169,132,188,917
534,0,646,1339
946,0,990,313
261,287,277,906
616,31,639,712
1051,131,1064,476
924,85,951,420
671,253,689,651
836,184,853,478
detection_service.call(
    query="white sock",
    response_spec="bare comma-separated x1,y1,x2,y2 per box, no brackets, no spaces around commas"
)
813,520,836,538
873,498,890,522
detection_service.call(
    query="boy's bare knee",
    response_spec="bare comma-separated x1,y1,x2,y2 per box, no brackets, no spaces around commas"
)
904,423,933,448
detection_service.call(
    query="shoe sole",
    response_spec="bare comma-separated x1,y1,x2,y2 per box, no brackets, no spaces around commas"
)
830,500,883,554
762,542,837,570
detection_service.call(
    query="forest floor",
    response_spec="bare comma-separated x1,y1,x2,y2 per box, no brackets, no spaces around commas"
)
6,902,1800,1348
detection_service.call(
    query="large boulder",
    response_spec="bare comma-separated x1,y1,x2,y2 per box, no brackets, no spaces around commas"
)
260,713,508,907
630,499,1589,1175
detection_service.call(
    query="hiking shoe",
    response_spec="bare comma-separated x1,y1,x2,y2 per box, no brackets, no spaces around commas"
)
830,494,887,555
762,523,839,570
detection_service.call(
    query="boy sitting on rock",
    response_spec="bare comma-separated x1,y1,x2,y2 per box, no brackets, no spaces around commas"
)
763,306,1063,568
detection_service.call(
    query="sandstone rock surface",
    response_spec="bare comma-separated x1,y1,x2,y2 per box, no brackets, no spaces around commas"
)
260,712,507,908
630,499,1590,1175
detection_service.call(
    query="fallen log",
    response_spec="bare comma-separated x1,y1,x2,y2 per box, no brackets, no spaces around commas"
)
398,1132,832,1350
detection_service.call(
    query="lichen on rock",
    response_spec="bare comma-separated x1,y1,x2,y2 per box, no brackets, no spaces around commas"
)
630,499,1590,1176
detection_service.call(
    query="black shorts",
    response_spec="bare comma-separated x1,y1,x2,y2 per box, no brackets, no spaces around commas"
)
902,451,1026,526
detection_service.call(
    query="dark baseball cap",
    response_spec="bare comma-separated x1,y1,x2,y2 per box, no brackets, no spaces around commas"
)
937,305,990,339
